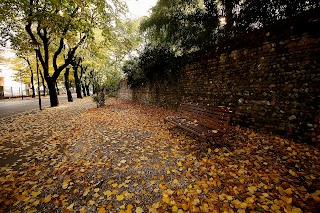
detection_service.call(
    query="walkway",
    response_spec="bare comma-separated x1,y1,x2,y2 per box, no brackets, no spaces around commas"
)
0,98,319,212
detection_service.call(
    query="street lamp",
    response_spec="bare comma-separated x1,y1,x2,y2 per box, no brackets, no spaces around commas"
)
34,43,42,110
20,69,23,100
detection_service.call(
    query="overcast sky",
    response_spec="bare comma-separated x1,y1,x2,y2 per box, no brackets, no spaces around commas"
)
126,0,158,18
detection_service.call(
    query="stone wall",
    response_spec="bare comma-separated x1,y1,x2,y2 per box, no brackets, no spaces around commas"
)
119,11,320,147
118,78,132,100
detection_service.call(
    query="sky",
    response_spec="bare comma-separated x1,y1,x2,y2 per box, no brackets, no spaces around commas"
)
126,0,158,18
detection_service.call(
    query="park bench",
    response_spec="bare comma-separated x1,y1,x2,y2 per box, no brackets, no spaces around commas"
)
165,103,233,141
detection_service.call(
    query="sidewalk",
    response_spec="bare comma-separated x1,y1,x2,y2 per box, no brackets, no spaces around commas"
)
0,98,319,212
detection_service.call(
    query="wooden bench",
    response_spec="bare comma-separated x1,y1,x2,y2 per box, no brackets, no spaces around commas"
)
164,103,232,140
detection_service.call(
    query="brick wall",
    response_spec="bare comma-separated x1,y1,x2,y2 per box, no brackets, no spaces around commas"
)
119,11,320,147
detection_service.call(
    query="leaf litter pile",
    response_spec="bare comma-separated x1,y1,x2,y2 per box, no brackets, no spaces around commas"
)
0,98,320,213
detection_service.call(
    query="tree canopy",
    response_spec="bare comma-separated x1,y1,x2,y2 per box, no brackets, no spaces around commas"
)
140,0,320,54
0,0,127,106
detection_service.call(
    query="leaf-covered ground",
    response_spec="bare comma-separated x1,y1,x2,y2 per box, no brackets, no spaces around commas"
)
0,98,319,213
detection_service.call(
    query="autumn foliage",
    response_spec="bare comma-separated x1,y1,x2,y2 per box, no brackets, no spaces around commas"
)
0,98,319,212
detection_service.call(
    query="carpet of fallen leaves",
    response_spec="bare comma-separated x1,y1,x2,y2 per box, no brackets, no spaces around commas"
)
0,97,320,213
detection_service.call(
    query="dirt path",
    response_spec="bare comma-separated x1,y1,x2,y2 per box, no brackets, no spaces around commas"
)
0,98,319,212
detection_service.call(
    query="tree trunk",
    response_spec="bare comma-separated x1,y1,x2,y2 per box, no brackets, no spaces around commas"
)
30,69,35,98
56,82,60,95
64,68,73,102
25,58,36,98
82,83,87,97
47,77,59,107
90,70,96,95
39,69,46,96
73,65,82,99
85,84,90,96
93,84,96,95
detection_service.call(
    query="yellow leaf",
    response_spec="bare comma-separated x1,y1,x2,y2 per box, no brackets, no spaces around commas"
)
311,190,320,201
98,206,106,213
67,203,74,210
73,189,79,194
247,186,257,193
162,196,170,204
43,194,51,203
284,188,293,195
83,188,90,196
32,199,40,206
191,198,200,206
31,191,41,197
282,196,292,204
107,179,115,184
240,202,247,209
123,204,133,213
88,200,95,206
103,190,112,197
148,208,157,213
94,188,100,193
214,148,219,152
167,189,174,195
181,203,188,210
172,179,180,186
246,197,255,203
226,195,233,201
292,207,303,213
232,199,241,208
172,206,178,212
289,170,297,177
116,194,124,201
135,207,144,213
177,161,182,167
79,207,86,213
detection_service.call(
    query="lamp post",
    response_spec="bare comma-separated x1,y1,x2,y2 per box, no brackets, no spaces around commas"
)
20,69,23,100
34,44,42,110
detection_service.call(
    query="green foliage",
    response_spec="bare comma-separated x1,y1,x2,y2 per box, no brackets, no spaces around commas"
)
140,0,220,54
141,0,320,54
235,0,320,34
92,68,122,107
122,57,145,87
122,44,179,87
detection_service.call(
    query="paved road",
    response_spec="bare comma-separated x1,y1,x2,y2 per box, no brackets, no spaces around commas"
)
0,93,78,118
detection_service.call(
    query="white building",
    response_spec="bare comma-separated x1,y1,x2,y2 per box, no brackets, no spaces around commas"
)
0,47,26,98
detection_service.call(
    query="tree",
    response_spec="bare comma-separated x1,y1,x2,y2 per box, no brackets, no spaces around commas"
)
71,57,83,99
1,0,126,107
140,0,220,54
64,67,73,102
141,0,320,54
235,0,320,34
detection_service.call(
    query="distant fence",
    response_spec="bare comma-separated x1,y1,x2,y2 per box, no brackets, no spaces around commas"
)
0,86,71,99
